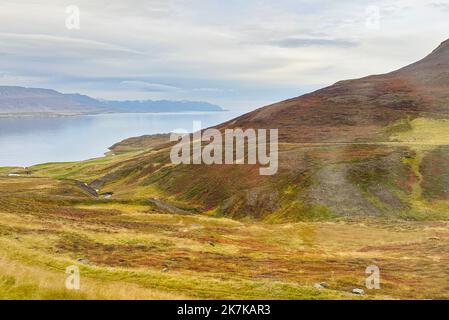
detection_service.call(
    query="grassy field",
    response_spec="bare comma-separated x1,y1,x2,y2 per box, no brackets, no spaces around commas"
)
0,174,448,299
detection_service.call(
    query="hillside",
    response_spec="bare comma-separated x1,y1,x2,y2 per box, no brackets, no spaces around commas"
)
3,173,448,299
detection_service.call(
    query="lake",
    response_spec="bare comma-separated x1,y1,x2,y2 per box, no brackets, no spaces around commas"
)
0,111,242,167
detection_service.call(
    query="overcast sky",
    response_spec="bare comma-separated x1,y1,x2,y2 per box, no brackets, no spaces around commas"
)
0,0,448,111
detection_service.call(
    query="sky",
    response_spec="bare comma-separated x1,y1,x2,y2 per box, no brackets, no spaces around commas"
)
0,0,448,111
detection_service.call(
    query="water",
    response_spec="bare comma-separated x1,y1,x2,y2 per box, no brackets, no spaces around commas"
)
0,111,242,167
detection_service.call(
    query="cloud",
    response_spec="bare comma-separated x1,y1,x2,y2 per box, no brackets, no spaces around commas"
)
273,37,359,48
0,0,448,110
120,81,181,92
119,81,236,95
192,87,235,93
429,2,449,11
0,32,144,55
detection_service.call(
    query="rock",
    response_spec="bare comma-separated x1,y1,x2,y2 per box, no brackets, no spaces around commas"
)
209,242,215,247
148,197,193,215
103,192,113,199
77,181,98,197
313,282,329,289
77,258,90,265
89,179,105,190
162,267,169,273
352,288,365,295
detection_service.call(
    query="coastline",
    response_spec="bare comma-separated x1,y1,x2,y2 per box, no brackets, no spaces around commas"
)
0,109,228,119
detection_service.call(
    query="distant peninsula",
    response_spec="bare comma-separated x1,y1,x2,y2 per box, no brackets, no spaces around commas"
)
0,86,225,117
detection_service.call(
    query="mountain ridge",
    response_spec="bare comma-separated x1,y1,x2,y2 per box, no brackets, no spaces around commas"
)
0,85,225,116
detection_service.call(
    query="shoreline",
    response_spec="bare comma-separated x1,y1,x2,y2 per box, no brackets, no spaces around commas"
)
0,109,229,119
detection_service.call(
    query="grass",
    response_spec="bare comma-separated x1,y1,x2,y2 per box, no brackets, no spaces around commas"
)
389,118,449,145
30,151,142,181
387,117,449,220
265,200,336,223
0,175,449,299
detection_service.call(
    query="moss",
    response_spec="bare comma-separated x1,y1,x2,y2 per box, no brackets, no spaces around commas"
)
420,146,449,201
266,200,336,223
385,117,412,137
389,117,449,145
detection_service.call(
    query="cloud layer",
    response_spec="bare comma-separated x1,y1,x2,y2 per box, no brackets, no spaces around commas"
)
0,0,448,110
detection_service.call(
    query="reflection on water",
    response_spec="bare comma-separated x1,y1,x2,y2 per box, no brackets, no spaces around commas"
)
0,111,242,167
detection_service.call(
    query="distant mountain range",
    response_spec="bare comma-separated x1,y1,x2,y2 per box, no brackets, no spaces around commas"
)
0,86,224,116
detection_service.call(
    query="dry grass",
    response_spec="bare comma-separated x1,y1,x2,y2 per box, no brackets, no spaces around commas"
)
0,175,448,299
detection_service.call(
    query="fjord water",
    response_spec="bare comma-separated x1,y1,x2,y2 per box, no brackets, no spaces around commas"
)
0,112,241,167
